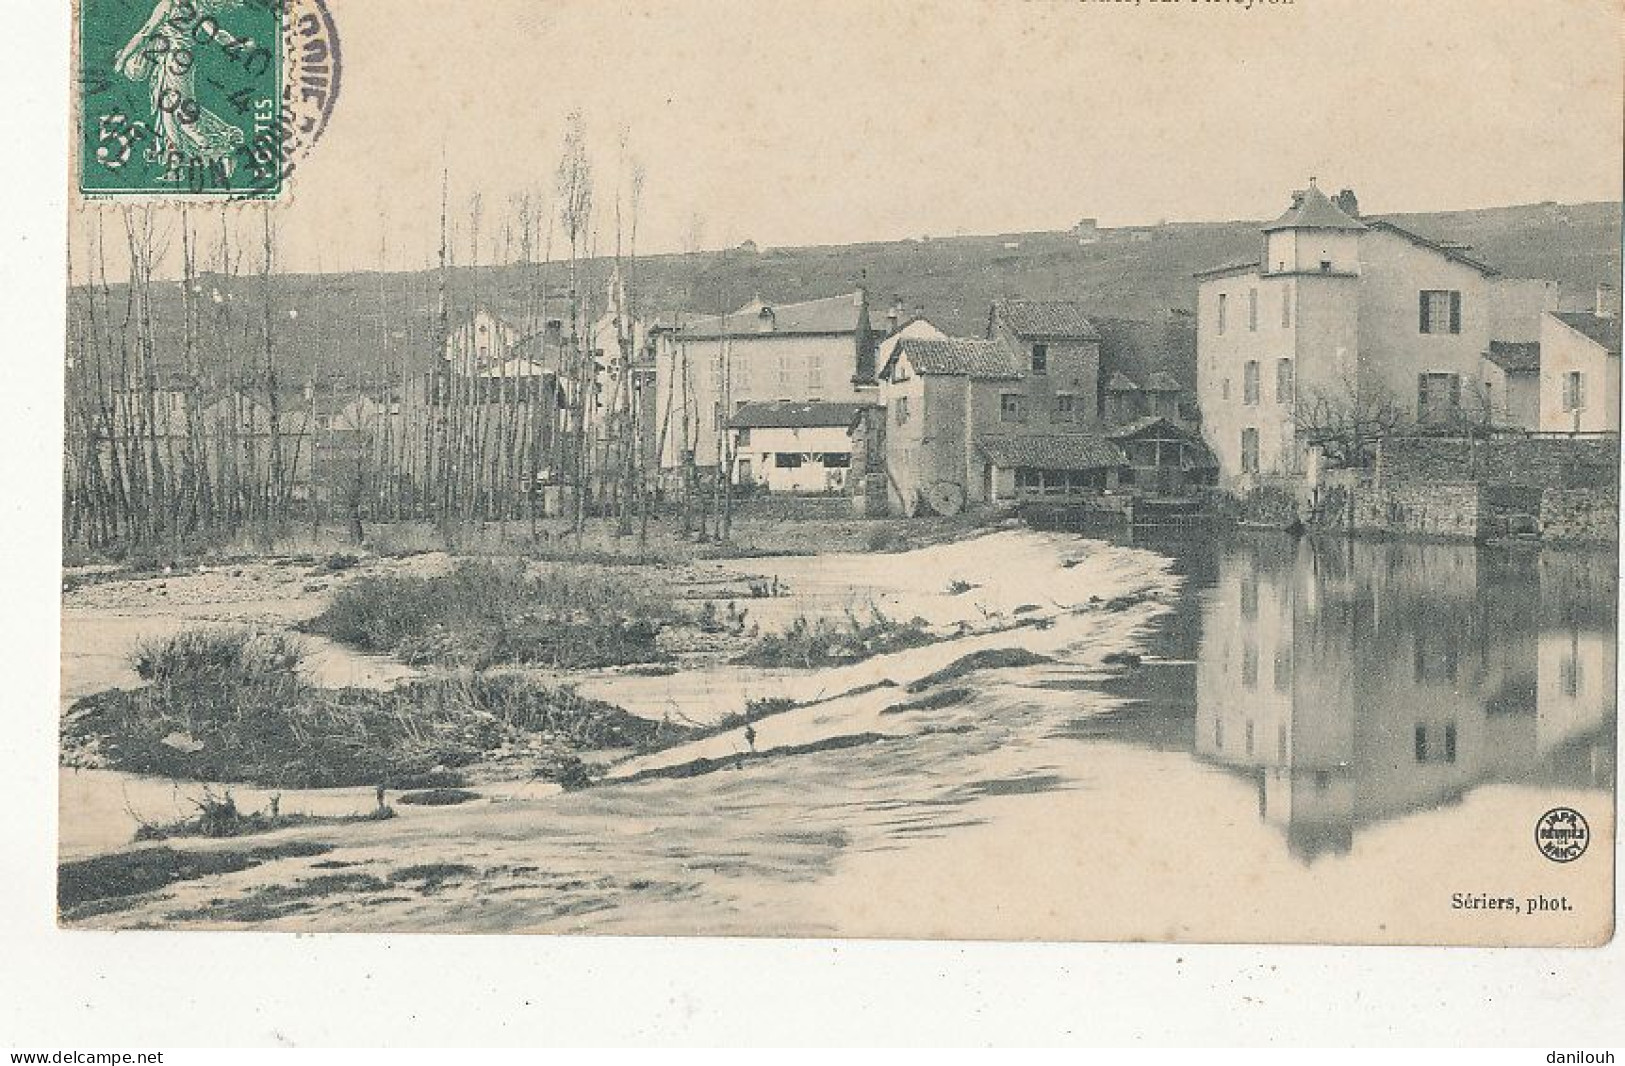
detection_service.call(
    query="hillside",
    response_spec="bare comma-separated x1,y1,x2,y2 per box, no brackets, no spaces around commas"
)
68,200,1622,397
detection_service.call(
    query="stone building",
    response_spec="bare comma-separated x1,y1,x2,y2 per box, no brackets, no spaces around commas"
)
1538,305,1621,434
653,290,878,470
1195,180,1559,486
876,301,1124,514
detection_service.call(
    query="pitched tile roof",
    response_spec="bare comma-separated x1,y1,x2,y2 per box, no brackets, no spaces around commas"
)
1193,259,1262,280
1261,184,1367,233
1104,371,1141,392
1361,218,1499,276
895,336,1024,379
991,299,1101,340
728,401,869,429
1484,340,1541,374
976,434,1126,471
678,292,870,340
1553,312,1623,356
1107,415,1183,439
1144,370,1184,392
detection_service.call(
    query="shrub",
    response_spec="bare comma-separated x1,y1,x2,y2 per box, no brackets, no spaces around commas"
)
735,608,934,669
313,552,362,573
303,560,676,669
131,629,305,687
865,526,909,553
67,628,691,789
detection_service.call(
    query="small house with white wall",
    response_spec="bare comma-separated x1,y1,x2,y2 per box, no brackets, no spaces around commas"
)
1539,303,1621,434
727,401,868,493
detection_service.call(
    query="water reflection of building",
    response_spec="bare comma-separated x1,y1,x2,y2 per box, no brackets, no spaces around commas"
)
1194,538,1616,862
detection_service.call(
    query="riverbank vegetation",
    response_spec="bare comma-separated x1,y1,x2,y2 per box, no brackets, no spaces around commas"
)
64,629,685,789
733,608,935,669
301,559,678,669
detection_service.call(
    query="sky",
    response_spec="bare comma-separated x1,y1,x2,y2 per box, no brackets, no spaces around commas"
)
71,0,1625,277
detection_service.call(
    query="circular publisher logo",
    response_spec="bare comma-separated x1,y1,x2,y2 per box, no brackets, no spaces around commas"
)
1535,807,1590,863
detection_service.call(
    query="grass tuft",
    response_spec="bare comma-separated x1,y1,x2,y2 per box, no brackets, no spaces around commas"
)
734,608,934,669
67,628,689,789
302,559,675,669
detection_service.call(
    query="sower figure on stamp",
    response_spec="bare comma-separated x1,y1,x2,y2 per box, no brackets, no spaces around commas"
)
113,0,250,180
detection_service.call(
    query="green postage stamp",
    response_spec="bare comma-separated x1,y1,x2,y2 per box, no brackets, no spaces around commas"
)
78,0,284,197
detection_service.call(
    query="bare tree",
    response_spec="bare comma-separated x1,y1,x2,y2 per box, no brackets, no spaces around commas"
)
1294,370,1411,469
555,109,595,543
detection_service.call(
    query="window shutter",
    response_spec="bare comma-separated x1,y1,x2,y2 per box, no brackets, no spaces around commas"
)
1577,373,1587,409
1419,293,1430,333
1448,375,1461,411
1449,292,1462,334
1417,374,1428,416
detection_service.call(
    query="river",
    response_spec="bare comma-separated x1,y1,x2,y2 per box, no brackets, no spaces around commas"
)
60,530,1617,943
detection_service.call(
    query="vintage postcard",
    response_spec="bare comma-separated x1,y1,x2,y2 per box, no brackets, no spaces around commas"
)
57,0,1619,944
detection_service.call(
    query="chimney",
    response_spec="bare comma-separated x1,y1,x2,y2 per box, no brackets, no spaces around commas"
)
1596,283,1620,319
887,296,903,335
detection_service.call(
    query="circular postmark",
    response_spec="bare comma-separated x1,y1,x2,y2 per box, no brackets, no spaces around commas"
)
1535,807,1590,863
273,0,342,185
77,0,338,198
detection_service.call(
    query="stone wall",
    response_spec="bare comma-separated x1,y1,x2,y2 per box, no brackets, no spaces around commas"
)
1541,488,1620,545
1378,435,1619,489
731,494,859,522
1350,435,1619,544
1351,482,1486,540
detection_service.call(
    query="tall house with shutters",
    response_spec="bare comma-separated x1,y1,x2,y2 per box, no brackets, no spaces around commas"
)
1195,181,1557,485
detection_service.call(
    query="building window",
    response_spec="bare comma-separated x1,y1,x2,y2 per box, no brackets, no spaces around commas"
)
774,452,803,469
736,427,751,447
1561,652,1582,697
775,354,792,394
822,453,851,469
1031,344,1048,375
1273,650,1292,692
1320,259,1333,273
1222,378,1230,401
1563,371,1587,411
1417,373,1462,423
1000,394,1028,423
1241,427,1260,473
1248,288,1258,332
1276,359,1294,403
894,396,911,425
1217,293,1228,335
806,354,825,395
1282,285,1292,329
1243,360,1260,405
1419,290,1462,335
1415,724,1427,763
1052,393,1075,423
